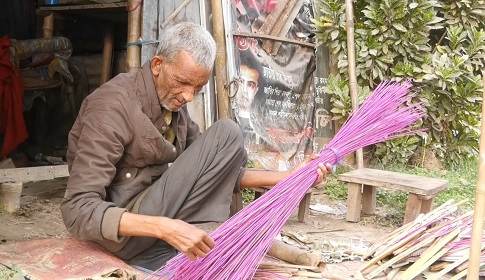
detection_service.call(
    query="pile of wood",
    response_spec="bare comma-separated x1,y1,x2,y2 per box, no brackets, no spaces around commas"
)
358,199,484,279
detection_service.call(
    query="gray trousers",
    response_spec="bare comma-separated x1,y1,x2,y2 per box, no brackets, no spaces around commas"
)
114,119,247,271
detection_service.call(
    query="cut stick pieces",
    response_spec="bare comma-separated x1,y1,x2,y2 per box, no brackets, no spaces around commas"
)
358,200,483,279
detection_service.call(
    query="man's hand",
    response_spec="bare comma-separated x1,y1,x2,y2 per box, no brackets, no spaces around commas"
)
314,162,333,186
298,154,333,187
118,213,215,261
159,218,215,261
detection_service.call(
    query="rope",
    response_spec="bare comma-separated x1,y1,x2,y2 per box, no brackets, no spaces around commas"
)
322,147,340,172
125,39,160,48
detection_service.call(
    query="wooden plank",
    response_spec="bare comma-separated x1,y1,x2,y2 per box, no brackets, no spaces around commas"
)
403,193,422,224
421,197,434,213
257,0,291,36
38,2,126,11
141,0,158,65
0,165,69,183
298,192,311,223
338,168,448,196
346,182,362,222
362,184,376,215
269,0,305,55
0,159,15,169
233,31,315,49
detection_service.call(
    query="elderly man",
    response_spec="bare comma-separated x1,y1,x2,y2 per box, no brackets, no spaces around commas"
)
60,22,332,271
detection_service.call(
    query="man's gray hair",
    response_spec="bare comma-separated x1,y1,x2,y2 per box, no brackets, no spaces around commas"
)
156,22,216,70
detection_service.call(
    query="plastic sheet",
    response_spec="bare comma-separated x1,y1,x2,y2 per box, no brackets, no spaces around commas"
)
0,237,147,280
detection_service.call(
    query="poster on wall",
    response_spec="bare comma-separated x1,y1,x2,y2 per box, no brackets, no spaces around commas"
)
231,0,331,171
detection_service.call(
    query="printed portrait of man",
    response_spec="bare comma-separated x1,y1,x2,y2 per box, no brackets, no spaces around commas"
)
236,51,262,133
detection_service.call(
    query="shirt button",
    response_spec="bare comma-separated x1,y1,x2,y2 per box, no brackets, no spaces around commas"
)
125,173,132,179
172,147,176,153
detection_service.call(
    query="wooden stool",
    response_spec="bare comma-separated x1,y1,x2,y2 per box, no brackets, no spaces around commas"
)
338,168,449,225
230,187,313,223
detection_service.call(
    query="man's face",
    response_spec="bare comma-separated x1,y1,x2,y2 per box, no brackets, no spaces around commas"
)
151,50,211,112
237,64,259,112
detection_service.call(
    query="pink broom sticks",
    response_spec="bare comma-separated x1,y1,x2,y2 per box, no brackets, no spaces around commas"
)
148,80,426,280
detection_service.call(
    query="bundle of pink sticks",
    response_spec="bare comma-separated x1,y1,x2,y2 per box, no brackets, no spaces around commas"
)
148,80,426,280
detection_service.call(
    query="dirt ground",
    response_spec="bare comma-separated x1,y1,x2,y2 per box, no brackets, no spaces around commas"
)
0,178,468,280
0,179,460,279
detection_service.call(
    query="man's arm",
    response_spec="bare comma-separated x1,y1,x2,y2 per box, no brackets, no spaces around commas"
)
118,213,214,261
240,160,333,189
117,159,332,262
239,169,290,189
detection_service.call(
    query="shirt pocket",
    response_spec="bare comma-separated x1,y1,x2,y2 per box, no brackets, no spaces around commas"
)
140,119,177,165
111,167,139,186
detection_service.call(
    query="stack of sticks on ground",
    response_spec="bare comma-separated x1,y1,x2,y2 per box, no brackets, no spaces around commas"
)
253,262,347,280
357,199,484,279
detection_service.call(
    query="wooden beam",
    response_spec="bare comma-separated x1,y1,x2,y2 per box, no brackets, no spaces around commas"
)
38,2,126,11
141,0,158,65
0,165,69,184
212,0,229,119
160,0,192,29
232,31,315,49
126,0,142,73
100,23,114,85
467,72,485,279
344,0,363,168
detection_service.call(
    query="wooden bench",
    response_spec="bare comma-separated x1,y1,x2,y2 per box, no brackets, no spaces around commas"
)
230,187,313,223
338,168,449,225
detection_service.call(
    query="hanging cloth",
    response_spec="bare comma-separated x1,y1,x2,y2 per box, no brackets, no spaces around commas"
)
0,36,28,159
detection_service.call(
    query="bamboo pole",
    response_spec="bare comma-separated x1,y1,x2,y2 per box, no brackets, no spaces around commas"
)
100,24,114,85
467,72,485,279
211,0,230,119
43,13,54,39
267,240,325,268
344,0,364,168
126,0,142,73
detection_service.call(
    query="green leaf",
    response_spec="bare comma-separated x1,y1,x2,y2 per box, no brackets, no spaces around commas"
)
393,23,407,32
331,30,339,40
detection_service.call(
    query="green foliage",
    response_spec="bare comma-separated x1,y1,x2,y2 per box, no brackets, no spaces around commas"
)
312,0,485,167
0,264,24,280
322,74,371,124
325,176,348,201
242,188,255,204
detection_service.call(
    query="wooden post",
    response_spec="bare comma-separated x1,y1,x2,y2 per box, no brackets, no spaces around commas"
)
0,182,23,213
467,72,485,279
100,24,114,85
361,184,376,215
344,0,363,169
267,240,325,267
126,0,142,73
43,13,54,38
211,0,229,119
346,182,362,222
140,0,158,65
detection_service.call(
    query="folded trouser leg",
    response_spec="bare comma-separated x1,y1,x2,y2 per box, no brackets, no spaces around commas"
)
115,119,247,270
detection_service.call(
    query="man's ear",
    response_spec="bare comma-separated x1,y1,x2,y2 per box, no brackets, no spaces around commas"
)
151,55,164,76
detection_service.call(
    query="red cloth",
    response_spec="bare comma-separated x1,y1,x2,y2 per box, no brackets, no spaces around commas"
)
0,36,28,159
